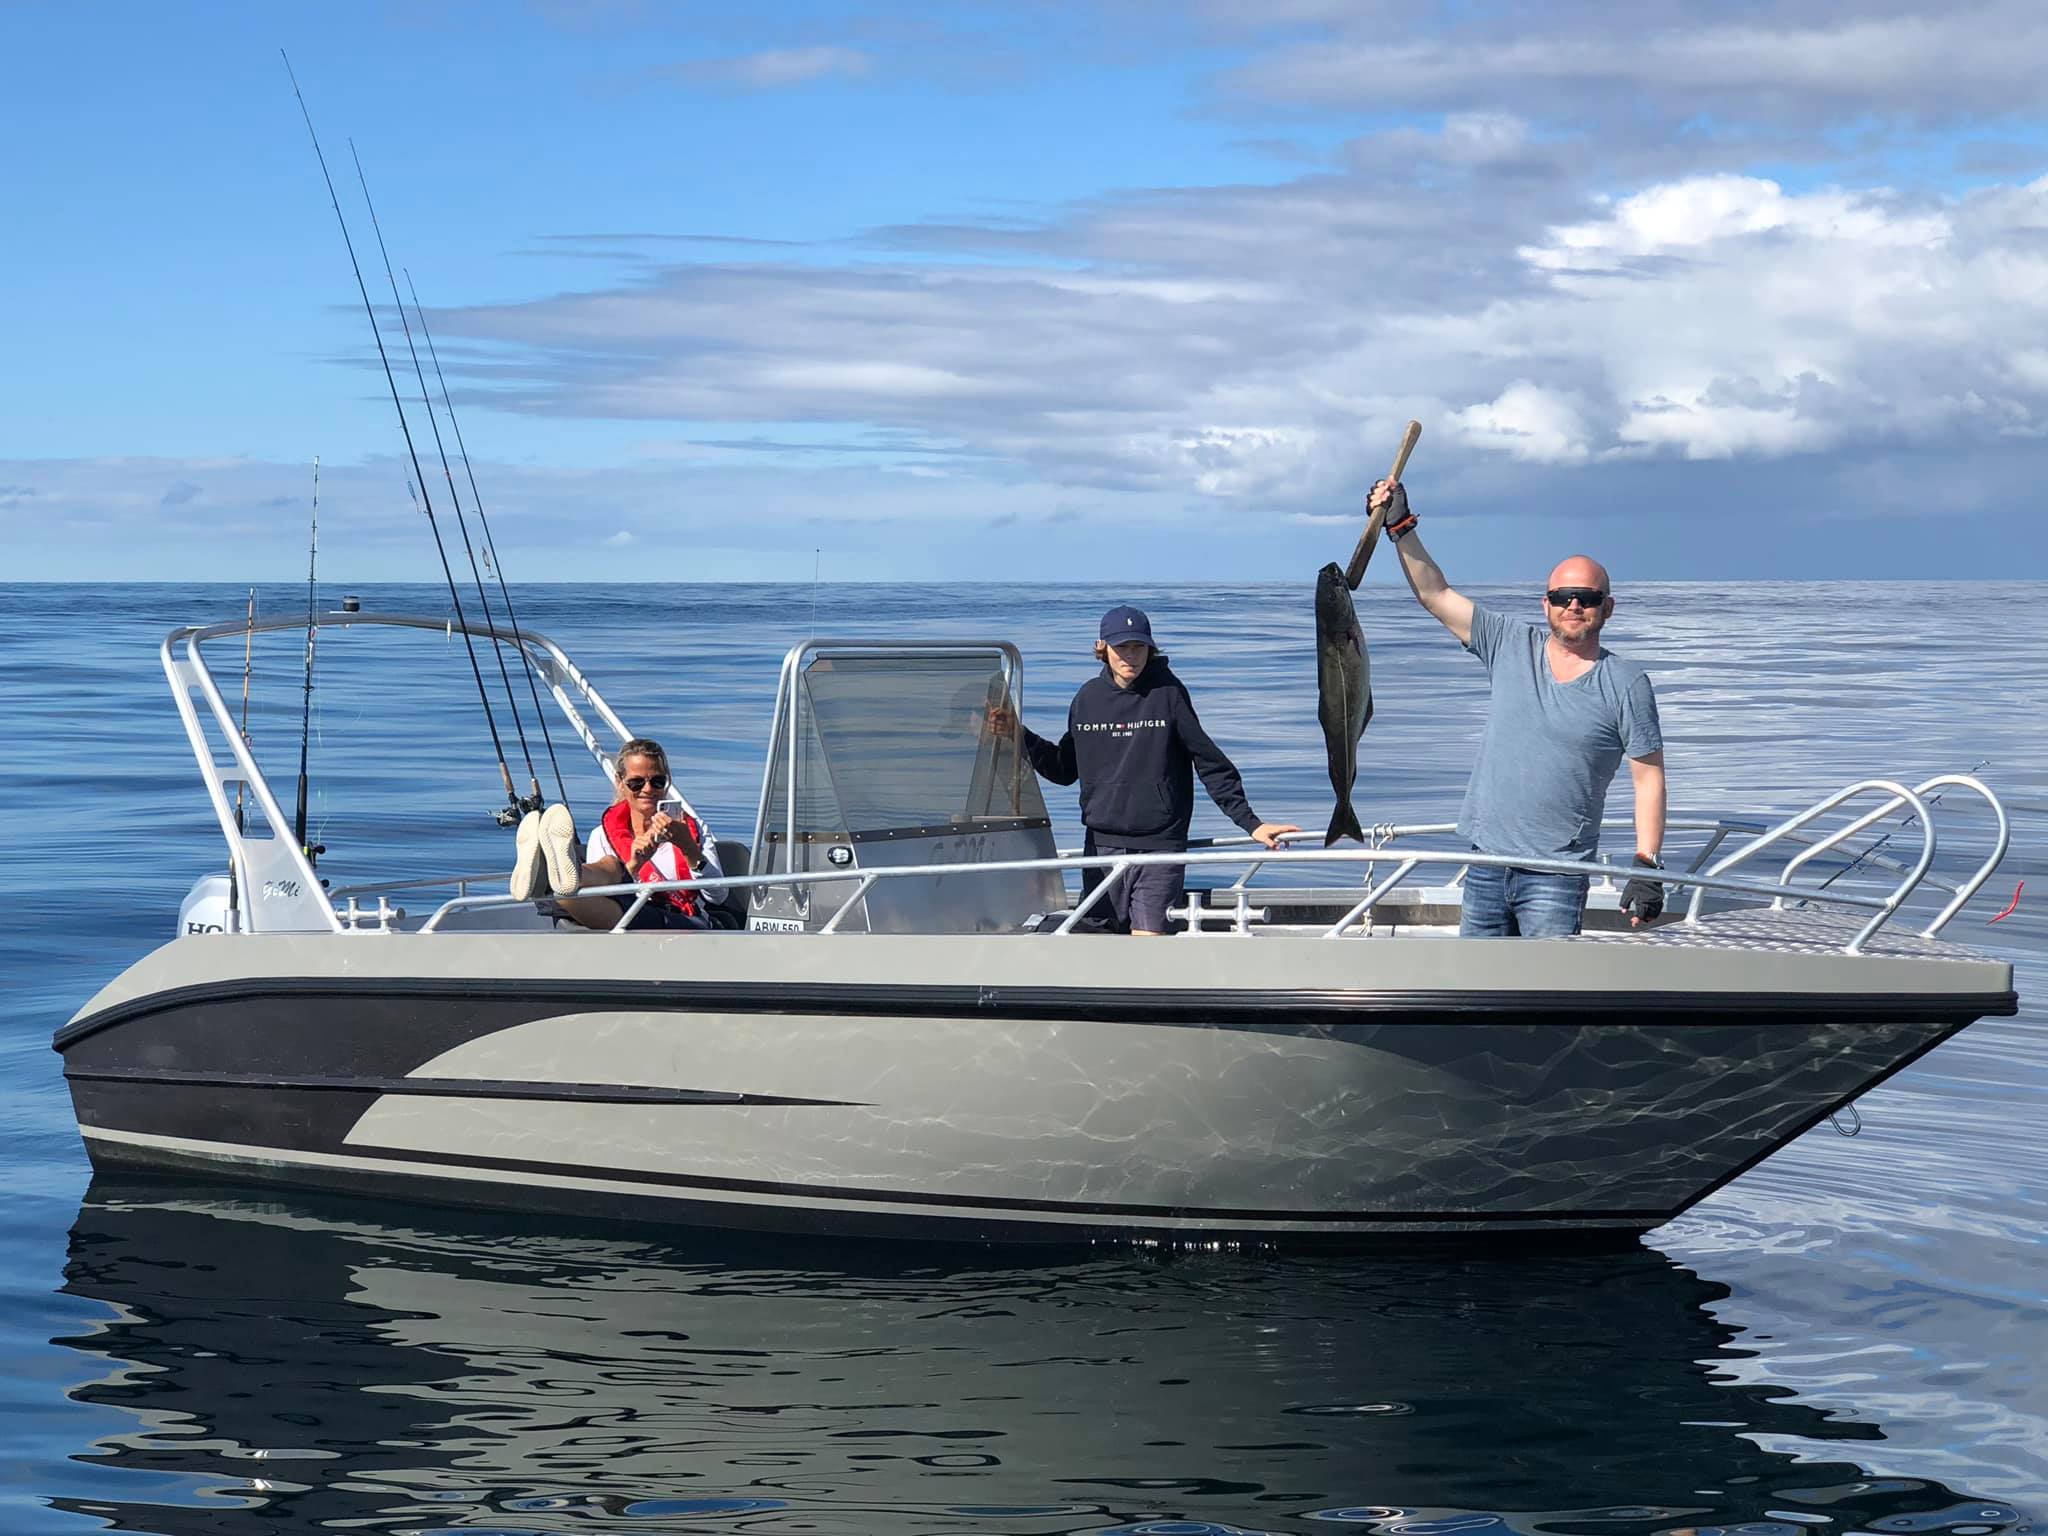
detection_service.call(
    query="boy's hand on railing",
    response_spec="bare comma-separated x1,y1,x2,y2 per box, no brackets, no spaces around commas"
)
1251,822,1301,849
1621,854,1665,927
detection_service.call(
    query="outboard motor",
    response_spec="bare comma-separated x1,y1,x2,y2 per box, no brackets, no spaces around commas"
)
177,873,235,936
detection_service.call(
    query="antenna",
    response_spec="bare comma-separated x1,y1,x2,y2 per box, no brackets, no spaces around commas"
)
293,457,324,863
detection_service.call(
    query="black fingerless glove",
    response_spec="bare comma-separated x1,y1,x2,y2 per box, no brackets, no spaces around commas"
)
1381,482,1417,541
1621,853,1665,926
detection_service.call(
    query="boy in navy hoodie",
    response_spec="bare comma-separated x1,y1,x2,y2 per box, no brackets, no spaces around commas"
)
1003,605,1298,935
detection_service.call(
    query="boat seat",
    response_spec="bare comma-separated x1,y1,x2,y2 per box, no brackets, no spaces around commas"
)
712,839,751,929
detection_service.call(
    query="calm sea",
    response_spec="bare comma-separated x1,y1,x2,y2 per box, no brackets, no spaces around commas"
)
2,580,2044,1533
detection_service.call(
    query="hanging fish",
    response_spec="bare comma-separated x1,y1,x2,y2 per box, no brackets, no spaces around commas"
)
1316,562,1374,845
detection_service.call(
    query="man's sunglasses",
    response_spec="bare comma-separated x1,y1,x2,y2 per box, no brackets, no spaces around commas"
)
622,774,669,792
1546,587,1608,609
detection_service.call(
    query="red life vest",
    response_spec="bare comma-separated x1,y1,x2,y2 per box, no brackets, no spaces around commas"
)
598,800,705,918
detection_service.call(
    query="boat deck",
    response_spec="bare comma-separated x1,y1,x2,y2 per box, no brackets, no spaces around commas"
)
1571,906,1988,961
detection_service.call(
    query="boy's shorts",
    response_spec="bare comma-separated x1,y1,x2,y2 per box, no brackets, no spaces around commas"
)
1080,834,1186,934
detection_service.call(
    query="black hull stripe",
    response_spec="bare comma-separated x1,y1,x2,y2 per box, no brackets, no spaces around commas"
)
145,1135,1675,1226
62,1067,857,1108
54,975,2019,1050
82,1149,1654,1248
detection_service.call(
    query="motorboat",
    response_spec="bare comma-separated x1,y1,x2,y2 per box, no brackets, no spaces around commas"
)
56,610,2019,1243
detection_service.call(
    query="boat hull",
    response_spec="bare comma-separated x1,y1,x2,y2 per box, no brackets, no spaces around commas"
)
57,923,2016,1243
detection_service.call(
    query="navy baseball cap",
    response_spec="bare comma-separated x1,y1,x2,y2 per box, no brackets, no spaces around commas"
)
1099,605,1154,646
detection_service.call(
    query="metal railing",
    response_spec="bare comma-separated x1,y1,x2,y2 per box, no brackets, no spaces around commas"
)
410,846,1901,948
1682,778,1938,951
165,611,658,934
1182,814,1777,893
1774,774,2008,938
347,816,1772,922
163,608,2014,955
327,870,505,902
417,772,2013,952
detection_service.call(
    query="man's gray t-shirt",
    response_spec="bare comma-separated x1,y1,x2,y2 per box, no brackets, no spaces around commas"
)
1456,605,1662,861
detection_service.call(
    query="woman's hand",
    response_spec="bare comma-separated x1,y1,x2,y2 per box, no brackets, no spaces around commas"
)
639,811,703,868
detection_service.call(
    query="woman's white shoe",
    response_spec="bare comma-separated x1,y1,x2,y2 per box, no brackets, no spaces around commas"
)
540,803,582,896
509,809,546,901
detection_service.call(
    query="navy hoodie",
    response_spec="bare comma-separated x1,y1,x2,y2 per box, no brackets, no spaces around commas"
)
1022,656,1263,850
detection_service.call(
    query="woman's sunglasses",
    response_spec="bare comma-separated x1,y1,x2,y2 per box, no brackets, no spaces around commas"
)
1546,587,1608,610
622,774,669,793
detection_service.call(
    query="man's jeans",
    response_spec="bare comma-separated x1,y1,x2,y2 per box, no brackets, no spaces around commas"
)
1460,856,1589,938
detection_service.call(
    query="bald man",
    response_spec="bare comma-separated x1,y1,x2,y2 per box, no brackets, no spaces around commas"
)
1371,478,1667,938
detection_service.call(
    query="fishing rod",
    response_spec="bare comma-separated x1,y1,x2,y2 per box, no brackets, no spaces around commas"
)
294,457,325,863
281,52,524,826
403,267,570,811
348,141,545,815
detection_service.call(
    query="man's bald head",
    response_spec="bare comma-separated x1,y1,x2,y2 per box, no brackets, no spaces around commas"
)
1547,555,1611,593
1541,554,1614,646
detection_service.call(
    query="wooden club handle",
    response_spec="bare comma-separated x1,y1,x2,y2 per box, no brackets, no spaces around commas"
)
1344,419,1421,589
1387,418,1421,482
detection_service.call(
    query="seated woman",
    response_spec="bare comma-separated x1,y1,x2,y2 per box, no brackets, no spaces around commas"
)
551,738,726,931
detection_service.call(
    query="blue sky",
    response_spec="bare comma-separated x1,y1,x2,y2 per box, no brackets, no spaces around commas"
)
5,0,2047,583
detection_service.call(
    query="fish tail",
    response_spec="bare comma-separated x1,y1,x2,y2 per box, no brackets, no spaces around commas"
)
1324,799,1364,847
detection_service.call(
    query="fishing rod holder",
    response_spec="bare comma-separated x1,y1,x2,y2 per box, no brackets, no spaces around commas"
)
1171,888,1270,935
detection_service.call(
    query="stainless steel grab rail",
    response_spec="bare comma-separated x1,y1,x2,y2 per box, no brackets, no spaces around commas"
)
1686,779,1933,953
1775,774,2009,939
421,840,1913,951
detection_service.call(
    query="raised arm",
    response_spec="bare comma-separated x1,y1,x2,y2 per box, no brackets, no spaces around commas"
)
1374,479,1474,647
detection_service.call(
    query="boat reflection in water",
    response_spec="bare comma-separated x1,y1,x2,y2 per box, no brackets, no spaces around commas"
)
55,1179,2029,1536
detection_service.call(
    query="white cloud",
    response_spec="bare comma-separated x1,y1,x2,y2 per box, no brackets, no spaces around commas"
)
1438,112,1535,165
1527,175,1950,271
754,360,989,398
668,45,872,90
1614,398,1835,460
1491,173,2048,461
1224,6,2048,124
431,160,2048,491
1449,384,1593,464
1156,425,1322,498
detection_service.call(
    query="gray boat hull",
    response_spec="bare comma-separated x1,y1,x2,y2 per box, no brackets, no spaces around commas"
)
57,918,2016,1242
